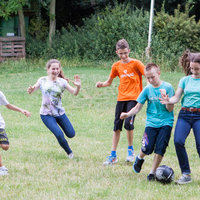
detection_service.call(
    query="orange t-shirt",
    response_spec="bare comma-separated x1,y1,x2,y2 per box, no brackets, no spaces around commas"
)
110,59,145,101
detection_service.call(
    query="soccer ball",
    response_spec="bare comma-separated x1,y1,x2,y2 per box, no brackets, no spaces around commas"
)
155,165,174,184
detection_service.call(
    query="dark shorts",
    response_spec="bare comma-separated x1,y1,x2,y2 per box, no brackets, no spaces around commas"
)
114,100,137,131
0,129,9,145
141,126,172,156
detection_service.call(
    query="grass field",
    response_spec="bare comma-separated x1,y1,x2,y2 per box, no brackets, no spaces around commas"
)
0,59,200,200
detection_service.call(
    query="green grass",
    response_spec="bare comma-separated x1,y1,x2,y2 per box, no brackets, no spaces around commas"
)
0,60,200,200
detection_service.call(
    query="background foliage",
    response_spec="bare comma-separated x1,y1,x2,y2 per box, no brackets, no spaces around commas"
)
26,2,200,71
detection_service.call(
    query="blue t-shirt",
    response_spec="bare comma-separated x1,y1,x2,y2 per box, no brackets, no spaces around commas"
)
179,75,200,108
137,81,174,128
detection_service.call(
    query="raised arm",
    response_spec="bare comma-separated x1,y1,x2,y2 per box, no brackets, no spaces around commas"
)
96,77,113,88
160,87,183,105
65,75,81,96
27,81,40,94
5,104,31,117
120,103,143,119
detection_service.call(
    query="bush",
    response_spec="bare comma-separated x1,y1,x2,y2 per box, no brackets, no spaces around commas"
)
152,3,200,70
50,3,149,61
25,2,200,71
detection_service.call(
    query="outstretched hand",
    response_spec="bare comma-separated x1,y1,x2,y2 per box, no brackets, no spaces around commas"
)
27,85,35,94
72,75,81,88
96,82,103,88
21,109,31,117
159,89,170,104
120,112,129,119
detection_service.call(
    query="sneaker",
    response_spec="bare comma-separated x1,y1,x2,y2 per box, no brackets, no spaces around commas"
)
103,155,118,166
133,155,144,173
126,149,134,162
68,152,74,159
175,174,192,185
0,166,8,176
147,173,155,181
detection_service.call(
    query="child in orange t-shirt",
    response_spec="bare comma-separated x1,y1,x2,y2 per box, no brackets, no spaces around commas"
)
96,39,145,165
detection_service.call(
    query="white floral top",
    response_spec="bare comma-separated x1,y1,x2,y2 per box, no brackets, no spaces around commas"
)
38,77,68,116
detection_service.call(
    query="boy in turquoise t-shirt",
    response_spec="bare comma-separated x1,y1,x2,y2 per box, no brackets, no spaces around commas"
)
120,63,174,181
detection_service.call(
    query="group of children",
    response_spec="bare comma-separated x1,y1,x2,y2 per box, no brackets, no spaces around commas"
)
1,39,200,185
96,39,200,185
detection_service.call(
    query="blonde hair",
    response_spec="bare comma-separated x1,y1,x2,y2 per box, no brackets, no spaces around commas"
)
46,59,69,81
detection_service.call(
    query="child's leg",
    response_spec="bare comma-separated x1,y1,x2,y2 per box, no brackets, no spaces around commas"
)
56,114,75,138
151,154,163,173
111,130,121,151
126,130,133,147
40,115,73,155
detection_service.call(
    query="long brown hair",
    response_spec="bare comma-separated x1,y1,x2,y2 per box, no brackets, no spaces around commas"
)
46,59,69,82
179,50,200,75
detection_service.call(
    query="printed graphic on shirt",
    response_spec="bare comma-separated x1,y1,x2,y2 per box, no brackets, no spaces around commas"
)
39,77,67,116
141,132,149,151
120,69,134,78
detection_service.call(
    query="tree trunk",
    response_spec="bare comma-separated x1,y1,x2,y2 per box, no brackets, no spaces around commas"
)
49,0,56,47
18,7,25,38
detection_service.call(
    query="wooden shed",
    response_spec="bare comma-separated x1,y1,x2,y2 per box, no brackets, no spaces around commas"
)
0,37,25,62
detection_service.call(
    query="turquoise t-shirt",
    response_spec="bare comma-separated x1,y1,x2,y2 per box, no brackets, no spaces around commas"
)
179,75,200,108
137,81,174,128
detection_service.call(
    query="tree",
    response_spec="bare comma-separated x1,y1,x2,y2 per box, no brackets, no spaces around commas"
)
0,0,28,37
49,0,56,46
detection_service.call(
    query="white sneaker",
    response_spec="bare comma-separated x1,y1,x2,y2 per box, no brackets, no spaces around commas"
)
68,152,74,159
0,166,8,176
126,149,134,162
175,174,192,184
103,155,118,166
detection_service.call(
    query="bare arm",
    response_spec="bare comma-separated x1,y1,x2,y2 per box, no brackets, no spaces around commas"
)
6,104,31,117
65,75,81,96
27,81,40,94
96,77,113,88
120,103,143,119
160,87,183,105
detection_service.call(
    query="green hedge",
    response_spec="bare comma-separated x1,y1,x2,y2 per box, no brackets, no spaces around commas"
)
26,3,200,71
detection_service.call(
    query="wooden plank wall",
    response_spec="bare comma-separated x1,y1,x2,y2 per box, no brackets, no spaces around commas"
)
0,37,25,62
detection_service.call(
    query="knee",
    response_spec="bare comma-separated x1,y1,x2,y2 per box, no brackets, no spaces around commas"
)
68,131,75,138
1,144,9,151
174,139,184,148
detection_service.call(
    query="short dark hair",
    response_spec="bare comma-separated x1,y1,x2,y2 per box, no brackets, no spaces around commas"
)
145,63,160,72
116,39,129,50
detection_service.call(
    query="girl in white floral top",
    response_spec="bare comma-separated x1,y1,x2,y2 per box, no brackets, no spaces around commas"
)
27,59,81,159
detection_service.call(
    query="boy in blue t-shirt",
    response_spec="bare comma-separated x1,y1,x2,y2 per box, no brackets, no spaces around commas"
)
120,63,174,181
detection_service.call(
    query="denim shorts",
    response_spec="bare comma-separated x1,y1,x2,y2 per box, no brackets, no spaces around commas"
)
141,126,172,156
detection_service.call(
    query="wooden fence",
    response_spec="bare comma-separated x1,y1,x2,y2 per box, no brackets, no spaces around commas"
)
0,37,25,62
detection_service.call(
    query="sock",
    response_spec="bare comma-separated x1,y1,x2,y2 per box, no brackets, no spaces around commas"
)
111,151,116,157
128,146,134,151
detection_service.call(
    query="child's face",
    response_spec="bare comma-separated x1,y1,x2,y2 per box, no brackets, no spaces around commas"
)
145,68,161,87
190,62,200,76
116,48,130,63
48,63,61,77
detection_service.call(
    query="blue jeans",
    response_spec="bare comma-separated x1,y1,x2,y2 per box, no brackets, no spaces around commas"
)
174,110,200,174
40,114,75,155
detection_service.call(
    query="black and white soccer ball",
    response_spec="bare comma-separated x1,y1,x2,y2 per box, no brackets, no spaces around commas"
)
155,165,174,184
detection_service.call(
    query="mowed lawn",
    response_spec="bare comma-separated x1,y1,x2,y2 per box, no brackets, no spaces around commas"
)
0,60,200,200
